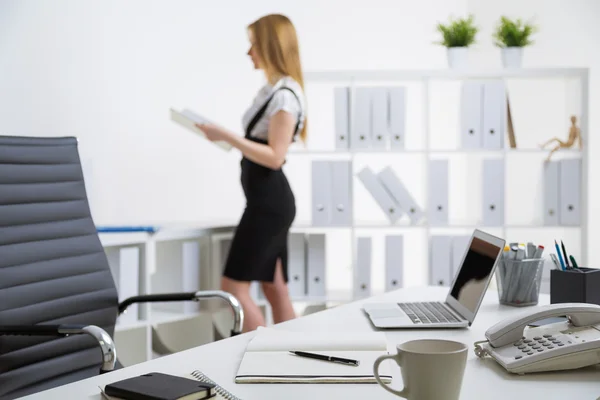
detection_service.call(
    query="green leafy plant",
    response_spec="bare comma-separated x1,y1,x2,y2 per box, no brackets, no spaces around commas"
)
436,15,478,47
493,16,538,47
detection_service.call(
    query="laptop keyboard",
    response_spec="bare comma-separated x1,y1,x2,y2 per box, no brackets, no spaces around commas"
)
398,302,461,324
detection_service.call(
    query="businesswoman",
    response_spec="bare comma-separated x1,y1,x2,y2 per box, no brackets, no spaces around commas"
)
197,14,307,332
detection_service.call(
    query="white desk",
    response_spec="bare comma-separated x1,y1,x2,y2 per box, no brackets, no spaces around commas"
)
21,286,600,400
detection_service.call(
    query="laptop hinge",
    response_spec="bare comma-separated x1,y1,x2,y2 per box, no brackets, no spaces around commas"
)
444,302,467,321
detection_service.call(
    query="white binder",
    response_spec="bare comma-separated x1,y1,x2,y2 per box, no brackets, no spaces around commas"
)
543,161,560,225
377,166,424,225
370,87,388,149
460,81,484,149
357,166,402,223
354,237,372,299
288,233,307,298
482,158,505,226
451,235,471,280
311,160,332,226
334,87,350,149
429,236,452,287
111,247,140,324
330,161,353,226
306,234,326,298
428,159,449,225
559,158,581,226
181,241,201,314
389,86,406,149
385,235,404,291
352,87,372,149
482,80,506,149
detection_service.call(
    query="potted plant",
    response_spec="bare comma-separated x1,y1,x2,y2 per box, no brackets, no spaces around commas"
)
493,16,538,68
436,15,478,69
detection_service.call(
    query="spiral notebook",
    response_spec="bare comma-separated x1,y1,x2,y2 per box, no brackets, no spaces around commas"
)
235,327,392,383
189,370,241,400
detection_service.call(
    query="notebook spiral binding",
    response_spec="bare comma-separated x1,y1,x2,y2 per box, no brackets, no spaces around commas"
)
190,370,242,400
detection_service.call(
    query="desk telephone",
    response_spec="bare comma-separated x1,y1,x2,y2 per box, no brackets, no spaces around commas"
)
474,303,600,374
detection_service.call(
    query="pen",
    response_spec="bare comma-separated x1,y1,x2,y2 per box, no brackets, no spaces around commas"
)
561,240,570,269
289,351,360,366
569,255,579,269
550,254,561,270
554,240,566,270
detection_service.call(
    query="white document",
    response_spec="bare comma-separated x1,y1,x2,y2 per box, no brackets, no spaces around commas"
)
235,327,392,383
170,108,232,151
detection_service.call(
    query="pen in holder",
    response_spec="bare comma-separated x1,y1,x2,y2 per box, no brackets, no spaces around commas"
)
495,258,544,307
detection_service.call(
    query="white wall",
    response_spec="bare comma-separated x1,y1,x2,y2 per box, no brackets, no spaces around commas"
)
0,0,467,226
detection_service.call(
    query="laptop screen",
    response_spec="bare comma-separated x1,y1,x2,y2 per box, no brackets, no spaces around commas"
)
449,236,502,314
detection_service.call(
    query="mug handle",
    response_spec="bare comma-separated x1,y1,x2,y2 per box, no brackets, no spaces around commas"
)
373,354,407,398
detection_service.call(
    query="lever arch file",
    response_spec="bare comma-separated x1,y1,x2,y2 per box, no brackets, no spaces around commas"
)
357,167,402,223
377,166,424,225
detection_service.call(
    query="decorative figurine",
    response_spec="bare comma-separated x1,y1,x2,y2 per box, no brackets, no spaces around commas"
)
539,115,582,161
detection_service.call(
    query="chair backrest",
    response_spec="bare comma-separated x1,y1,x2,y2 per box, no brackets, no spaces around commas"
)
0,135,119,399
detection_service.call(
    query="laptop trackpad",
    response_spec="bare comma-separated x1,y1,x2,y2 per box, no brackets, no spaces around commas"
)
366,308,405,318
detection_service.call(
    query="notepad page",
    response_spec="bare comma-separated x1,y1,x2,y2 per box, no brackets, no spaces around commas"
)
235,328,392,383
246,327,388,352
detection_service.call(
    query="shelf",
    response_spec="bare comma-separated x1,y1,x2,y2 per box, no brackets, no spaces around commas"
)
293,222,582,230
288,148,583,156
304,67,588,82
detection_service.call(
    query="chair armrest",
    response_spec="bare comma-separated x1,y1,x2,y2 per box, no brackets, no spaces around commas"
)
0,324,116,372
118,290,244,336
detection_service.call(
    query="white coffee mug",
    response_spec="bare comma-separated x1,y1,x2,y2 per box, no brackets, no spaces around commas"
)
374,339,468,400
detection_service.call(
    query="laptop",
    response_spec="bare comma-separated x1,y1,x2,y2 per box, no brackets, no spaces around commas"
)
363,229,505,329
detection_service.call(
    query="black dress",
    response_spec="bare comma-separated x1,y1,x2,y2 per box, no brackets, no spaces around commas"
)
222,87,301,283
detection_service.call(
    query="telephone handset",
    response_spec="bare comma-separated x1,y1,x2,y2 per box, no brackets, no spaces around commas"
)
474,303,600,374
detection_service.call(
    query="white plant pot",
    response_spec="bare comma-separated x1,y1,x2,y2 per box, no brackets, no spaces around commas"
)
501,47,523,68
447,47,468,69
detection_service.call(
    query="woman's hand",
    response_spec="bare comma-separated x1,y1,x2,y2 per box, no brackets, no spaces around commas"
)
196,123,234,143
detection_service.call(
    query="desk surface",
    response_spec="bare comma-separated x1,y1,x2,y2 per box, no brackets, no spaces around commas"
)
21,286,600,400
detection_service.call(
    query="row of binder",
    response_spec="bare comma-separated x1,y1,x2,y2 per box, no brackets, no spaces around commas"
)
544,158,581,226
219,233,327,300
429,235,471,287
460,80,507,149
361,159,506,226
353,235,404,299
312,161,353,226
357,166,424,225
314,157,582,228
334,86,406,150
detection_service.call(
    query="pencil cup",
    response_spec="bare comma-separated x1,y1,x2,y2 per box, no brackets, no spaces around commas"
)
495,258,544,307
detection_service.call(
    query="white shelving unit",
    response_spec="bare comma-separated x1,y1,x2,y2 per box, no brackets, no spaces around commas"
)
289,67,589,297
99,67,589,366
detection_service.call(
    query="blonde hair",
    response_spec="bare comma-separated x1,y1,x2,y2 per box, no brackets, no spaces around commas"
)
248,14,307,142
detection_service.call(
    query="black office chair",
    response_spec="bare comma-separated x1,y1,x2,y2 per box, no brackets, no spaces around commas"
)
0,135,243,399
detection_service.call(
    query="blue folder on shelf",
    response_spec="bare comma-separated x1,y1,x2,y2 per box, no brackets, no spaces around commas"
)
96,226,159,233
